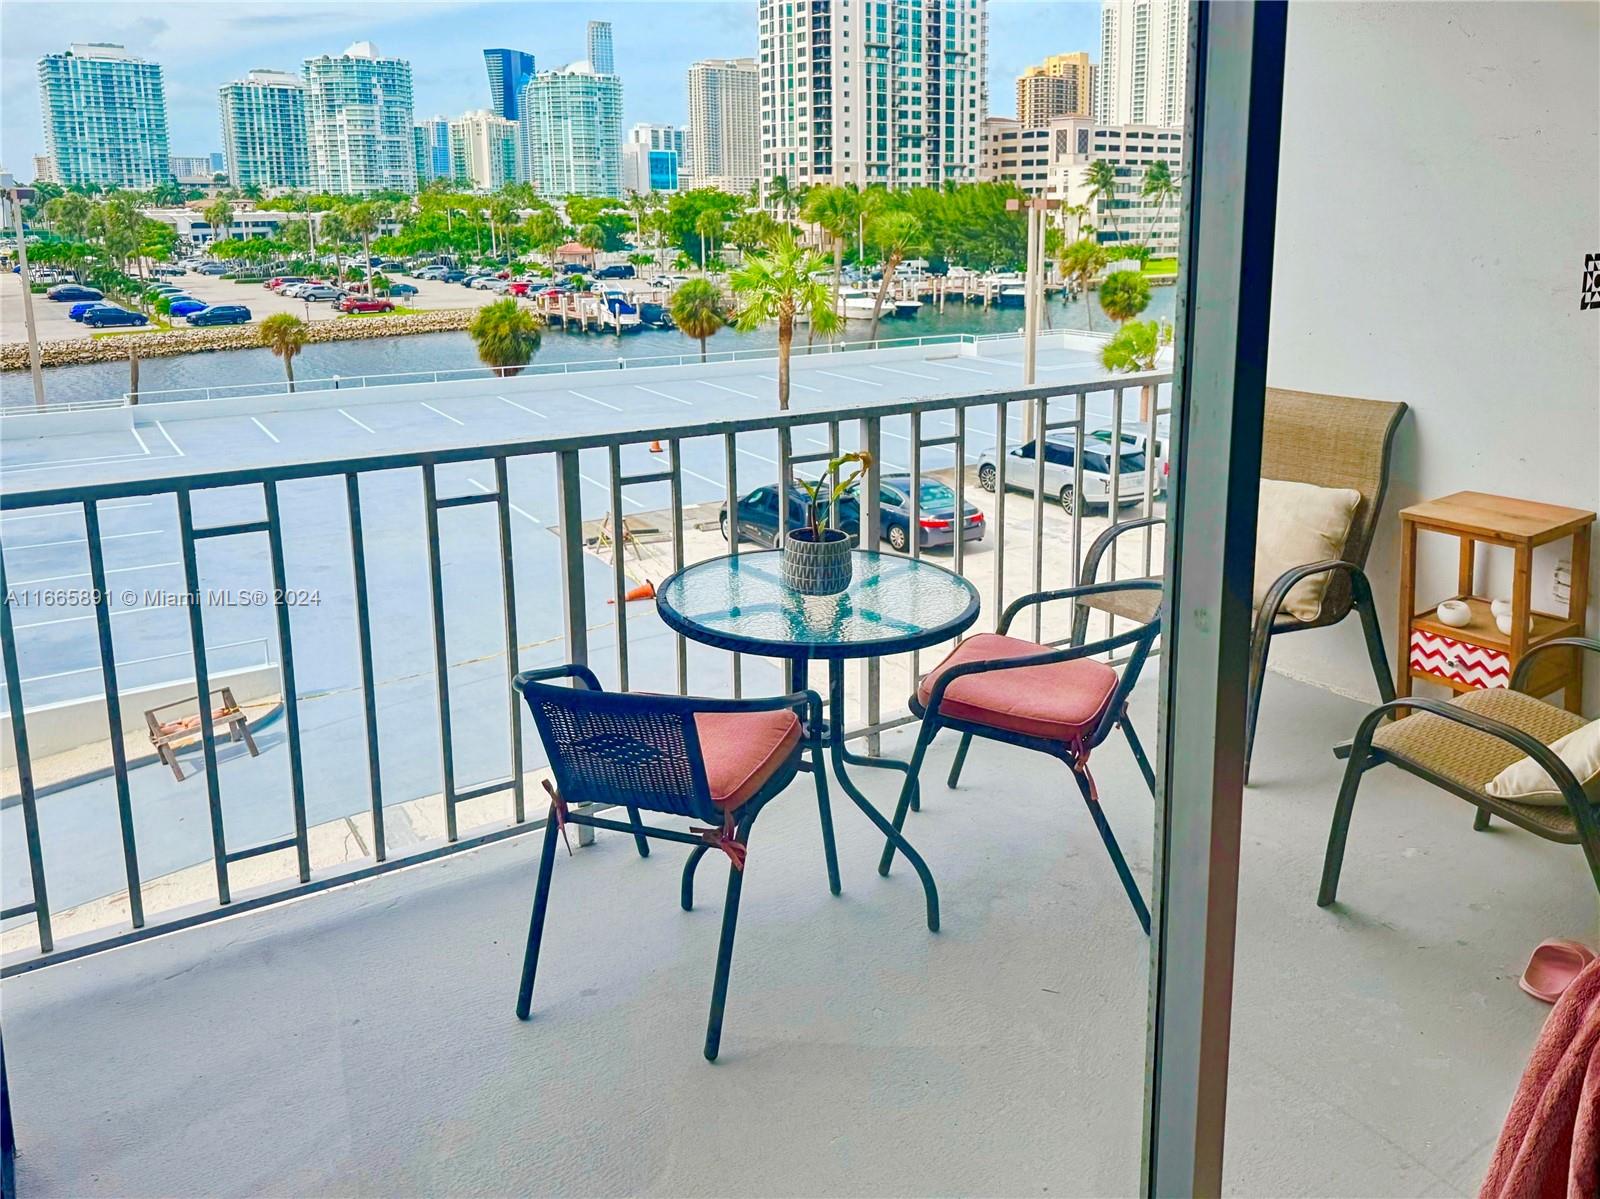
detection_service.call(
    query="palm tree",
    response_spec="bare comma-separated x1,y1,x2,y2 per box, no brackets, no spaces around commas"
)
488,197,517,258
1085,160,1120,246
864,211,926,341
1098,268,1151,324
669,278,728,363
731,231,841,410
204,198,234,247
318,211,349,284
694,209,723,271
577,222,606,266
259,314,308,392
1140,160,1178,249
1101,319,1172,420
467,298,545,376
766,174,796,220
346,202,381,287
800,185,859,322
1060,236,1109,331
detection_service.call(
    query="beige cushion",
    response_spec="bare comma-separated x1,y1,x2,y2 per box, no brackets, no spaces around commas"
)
1485,719,1600,807
1254,479,1362,621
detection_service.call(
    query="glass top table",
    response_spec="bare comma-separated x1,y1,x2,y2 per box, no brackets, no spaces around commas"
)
657,550,981,933
655,550,981,661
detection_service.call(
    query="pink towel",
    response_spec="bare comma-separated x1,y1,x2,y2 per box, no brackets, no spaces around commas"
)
1479,955,1600,1199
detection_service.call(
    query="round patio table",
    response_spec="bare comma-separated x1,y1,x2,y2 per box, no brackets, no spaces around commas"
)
656,550,980,930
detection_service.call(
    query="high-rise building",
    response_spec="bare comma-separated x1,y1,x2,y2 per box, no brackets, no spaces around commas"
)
1017,52,1094,126
586,21,614,74
219,69,310,190
448,110,518,192
32,154,59,184
483,48,536,121
518,55,623,197
759,0,987,190
1096,0,1187,127
1047,116,1184,253
169,156,214,182
686,58,759,194
209,151,226,174
37,43,171,188
413,116,451,183
622,125,683,194
303,42,416,194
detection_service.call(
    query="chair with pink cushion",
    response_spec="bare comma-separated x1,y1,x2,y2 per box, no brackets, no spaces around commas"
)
513,664,836,1060
878,581,1162,932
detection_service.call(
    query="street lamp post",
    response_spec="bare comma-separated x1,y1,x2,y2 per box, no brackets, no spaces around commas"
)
1,174,46,409
1007,196,1061,440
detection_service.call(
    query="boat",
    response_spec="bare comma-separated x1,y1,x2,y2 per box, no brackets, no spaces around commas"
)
995,276,1028,307
637,301,675,329
836,287,878,319
892,298,923,318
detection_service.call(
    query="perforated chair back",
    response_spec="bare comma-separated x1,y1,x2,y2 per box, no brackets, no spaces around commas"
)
518,672,720,824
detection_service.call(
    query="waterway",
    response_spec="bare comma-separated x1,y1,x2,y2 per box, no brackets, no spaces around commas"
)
1,286,1175,409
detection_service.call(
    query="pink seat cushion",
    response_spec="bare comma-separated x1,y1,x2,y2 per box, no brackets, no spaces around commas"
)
694,709,803,809
917,633,1120,744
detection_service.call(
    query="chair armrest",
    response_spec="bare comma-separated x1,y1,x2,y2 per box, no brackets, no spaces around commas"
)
998,579,1164,635
514,663,603,693
1512,637,1600,696
923,617,1159,722
677,689,826,738
1351,697,1594,820
1258,558,1370,627
1080,515,1165,585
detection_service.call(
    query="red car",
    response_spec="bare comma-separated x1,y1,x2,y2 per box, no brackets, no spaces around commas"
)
506,281,532,297
339,297,394,314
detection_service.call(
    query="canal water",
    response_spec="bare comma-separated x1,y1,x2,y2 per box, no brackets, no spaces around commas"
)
2,285,1175,408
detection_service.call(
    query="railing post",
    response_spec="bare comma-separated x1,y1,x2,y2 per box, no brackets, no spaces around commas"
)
554,449,589,669
861,415,883,753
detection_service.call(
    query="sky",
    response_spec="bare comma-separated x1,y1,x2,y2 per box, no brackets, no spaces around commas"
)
0,0,1100,175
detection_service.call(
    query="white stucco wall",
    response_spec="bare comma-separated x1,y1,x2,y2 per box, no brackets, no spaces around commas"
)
1265,1,1600,700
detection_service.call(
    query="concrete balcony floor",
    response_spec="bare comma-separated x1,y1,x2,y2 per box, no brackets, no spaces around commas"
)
3,672,1591,1197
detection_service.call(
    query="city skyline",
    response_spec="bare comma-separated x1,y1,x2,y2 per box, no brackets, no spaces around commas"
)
0,0,1099,176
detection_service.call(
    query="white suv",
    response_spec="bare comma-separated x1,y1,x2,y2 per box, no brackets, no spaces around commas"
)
976,434,1154,515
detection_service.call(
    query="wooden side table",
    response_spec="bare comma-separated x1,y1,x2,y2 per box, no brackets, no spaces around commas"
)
1397,491,1592,712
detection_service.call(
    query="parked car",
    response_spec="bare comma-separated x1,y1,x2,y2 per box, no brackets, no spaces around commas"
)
505,281,532,297
82,306,148,329
559,263,590,275
976,434,1151,514
69,301,109,321
46,284,102,302
195,262,228,275
186,304,251,326
441,270,468,283
298,285,343,302
718,476,982,553
266,276,307,291
1084,424,1170,495
384,282,418,297
413,266,448,280
720,484,858,549
153,265,185,278
167,298,209,317
338,296,394,314
594,264,636,280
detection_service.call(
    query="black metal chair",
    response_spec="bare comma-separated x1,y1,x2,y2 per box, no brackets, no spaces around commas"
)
513,664,838,1061
879,581,1163,932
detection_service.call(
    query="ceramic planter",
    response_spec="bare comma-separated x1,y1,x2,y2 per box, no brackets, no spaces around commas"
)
782,528,853,595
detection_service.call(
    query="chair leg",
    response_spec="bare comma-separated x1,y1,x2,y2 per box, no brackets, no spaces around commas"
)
1473,807,1491,832
879,720,937,877
1242,620,1273,785
1119,715,1157,798
625,805,650,858
1351,573,1396,704
1068,767,1150,934
680,844,711,911
1318,747,1370,907
812,749,842,896
704,812,755,1062
515,812,562,1020
945,732,973,789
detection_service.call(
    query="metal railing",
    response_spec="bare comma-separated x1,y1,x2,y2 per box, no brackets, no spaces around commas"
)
0,366,1170,973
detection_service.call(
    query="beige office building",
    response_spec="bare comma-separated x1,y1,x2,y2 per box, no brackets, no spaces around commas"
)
686,58,759,193
1016,52,1094,127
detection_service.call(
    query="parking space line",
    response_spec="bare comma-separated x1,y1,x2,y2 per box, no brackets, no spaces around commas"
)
736,447,777,465
870,364,941,381
816,370,882,387
703,381,758,400
250,416,280,443
11,529,164,551
498,396,547,419
928,360,997,377
1,500,152,525
569,389,622,412
760,374,823,393
129,425,151,454
468,477,542,524
3,450,156,475
635,385,693,407
650,453,723,489
17,602,165,631
339,408,376,433
155,422,184,457
420,402,465,427
15,560,179,586
579,472,646,509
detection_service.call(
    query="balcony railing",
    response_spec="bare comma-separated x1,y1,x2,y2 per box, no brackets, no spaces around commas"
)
0,359,1170,974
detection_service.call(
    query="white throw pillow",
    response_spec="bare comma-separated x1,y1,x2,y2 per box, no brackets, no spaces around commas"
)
1254,479,1363,622
1484,719,1600,807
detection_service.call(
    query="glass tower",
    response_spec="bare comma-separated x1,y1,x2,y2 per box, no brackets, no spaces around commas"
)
586,21,614,73
482,48,536,121
38,43,171,188
519,59,623,197
219,69,310,190
303,42,416,194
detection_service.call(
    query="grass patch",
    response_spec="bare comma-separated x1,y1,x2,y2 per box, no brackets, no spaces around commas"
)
1142,258,1178,275
339,306,425,318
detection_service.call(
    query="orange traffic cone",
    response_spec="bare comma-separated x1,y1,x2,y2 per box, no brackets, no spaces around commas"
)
608,579,656,604
649,439,663,453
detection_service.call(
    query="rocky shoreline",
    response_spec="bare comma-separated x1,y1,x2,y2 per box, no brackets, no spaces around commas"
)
0,308,476,370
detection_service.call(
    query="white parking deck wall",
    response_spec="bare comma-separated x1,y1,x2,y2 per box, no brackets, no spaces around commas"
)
1265,1,1599,701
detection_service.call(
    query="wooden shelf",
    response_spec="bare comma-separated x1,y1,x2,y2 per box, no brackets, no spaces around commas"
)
1411,596,1578,650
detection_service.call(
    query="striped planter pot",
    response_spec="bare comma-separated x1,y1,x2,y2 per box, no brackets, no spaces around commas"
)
1409,629,1511,690
781,529,854,596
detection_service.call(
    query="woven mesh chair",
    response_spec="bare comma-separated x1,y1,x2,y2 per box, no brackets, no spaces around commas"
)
880,581,1162,932
1319,638,1600,906
513,664,837,1061
1073,389,1408,782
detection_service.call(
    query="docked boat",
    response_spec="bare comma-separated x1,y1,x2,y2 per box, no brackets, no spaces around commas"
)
891,298,923,318
836,287,878,319
996,280,1028,308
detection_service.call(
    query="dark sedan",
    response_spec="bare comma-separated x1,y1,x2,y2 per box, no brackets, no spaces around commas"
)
719,475,983,553
46,284,103,302
82,307,148,329
186,305,251,326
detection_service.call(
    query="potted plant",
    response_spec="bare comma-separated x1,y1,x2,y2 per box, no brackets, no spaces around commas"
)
782,451,872,596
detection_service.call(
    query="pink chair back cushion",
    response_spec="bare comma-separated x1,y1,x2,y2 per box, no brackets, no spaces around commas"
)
694,709,803,809
918,633,1120,744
